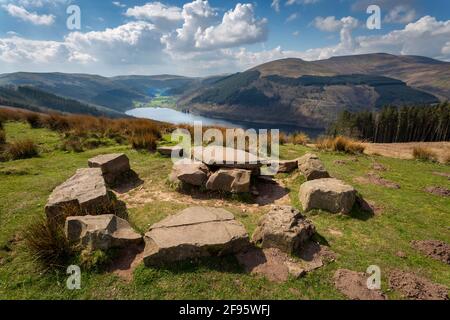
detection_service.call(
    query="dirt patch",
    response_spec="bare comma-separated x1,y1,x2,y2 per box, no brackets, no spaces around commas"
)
424,186,450,197
389,270,448,300
411,240,450,264
254,179,290,206
107,244,145,282
354,173,400,189
432,172,450,180
328,228,343,237
333,269,387,300
396,251,407,259
334,158,359,165
372,163,387,171
297,241,337,272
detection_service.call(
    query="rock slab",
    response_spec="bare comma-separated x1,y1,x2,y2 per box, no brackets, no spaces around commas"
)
252,206,315,254
143,207,250,266
170,161,210,186
206,168,251,193
88,153,131,185
297,153,330,181
193,146,264,172
157,146,183,157
45,168,111,222
299,178,356,214
65,214,142,250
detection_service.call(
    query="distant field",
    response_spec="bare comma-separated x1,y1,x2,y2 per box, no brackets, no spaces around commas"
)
0,122,449,299
363,142,450,163
133,95,178,109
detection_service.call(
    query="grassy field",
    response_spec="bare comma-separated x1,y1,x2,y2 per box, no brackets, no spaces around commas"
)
134,95,178,109
0,121,449,299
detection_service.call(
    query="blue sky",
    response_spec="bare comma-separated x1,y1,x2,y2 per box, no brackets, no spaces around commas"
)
0,0,449,76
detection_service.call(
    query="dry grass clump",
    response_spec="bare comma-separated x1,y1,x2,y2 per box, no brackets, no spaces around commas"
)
24,217,72,270
0,128,5,145
316,136,365,154
5,139,39,160
25,113,44,128
129,133,158,152
412,146,438,162
291,132,310,146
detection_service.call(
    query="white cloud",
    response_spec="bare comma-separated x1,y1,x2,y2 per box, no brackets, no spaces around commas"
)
286,13,298,23
384,5,416,24
2,3,55,25
271,0,280,12
312,16,343,32
286,0,320,5
125,2,183,30
112,1,126,8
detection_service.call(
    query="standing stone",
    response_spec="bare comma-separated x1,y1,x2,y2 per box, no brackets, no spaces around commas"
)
252,206,316,254
88,153,131,185
45,168,111,222
170,161,210,186
297,153,330,181
206,168,251,193
65,214,142,250
143,207,250,266
299,178,356,214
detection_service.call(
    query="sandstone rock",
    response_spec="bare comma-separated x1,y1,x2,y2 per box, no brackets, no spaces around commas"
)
252,206,315,254
157,146,183,157
270,160,298,174
88,153,131,185
45,168,111,222
206,168,251,193
193,146,264,173
170,161,210,186
65,214,142,251
143,207,250,266
297,153,330,181
299,178,356,214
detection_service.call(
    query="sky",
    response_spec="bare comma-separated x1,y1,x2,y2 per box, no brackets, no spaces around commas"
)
0,0,449,76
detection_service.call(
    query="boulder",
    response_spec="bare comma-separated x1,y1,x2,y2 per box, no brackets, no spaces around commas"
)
143,207,250,266
88,153,131,185
270,160,298,174
157,146,183,157
193,146,264,173
45,168,111,222
170,161,210,186
297,153,330,181
65,214,142,251
299,178,356,214
206,168,251,193
252,206,316,254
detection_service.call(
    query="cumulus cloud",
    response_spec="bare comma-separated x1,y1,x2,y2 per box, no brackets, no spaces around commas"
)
271,0,280,12
286,0,320,5
125,2,183,30
312,16,344,32
2,3,55,25
384,5,416,24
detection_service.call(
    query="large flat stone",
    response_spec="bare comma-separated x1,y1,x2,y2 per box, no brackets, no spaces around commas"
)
45,168,111,222
206,168,251,193
88,153,131,185
299,178,356,214
143,207,250,266
65,214,142,250
169,160,210,186
157,146,183,157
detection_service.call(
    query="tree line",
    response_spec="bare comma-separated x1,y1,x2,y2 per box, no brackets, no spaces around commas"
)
329,102,450,143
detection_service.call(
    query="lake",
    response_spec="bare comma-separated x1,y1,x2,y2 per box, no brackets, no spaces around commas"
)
126,107,324,137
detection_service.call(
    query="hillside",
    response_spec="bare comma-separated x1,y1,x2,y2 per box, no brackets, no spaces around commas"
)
180,54,448,129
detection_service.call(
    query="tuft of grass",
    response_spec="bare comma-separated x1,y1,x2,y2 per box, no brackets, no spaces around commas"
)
79,249,110,272
61,137,84,153
25,113,44,129
412,146,437,162
23,217,72,270
292,132,310,146
130,133,158,152
0,128,5,145
316,136,365,154
5,139,39,160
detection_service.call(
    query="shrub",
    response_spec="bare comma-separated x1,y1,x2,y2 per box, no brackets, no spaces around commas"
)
129,133,157,152
26,113,43,128
0,129,5,145
292,132,309,146
24,217,72,270
316,136,365,154
43,113,70,131
413,146,438,162
279,132,289,145
61,138,84,153
79,249,110,272
5,139,39,160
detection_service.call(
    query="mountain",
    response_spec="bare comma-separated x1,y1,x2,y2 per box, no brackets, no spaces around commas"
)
0,86,123,117
179,53,448,129
0,72,198,113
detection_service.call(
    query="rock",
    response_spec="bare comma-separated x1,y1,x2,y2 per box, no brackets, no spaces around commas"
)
170,161,209,186
88,153,131,185
206,168,251,193
45,168,111,222
157,146,183,157
143,207,250,266
252,206,315,254
299,178,356,214
297,153,330,181
270,160,298,173
65,214,142,251
193,146,264,173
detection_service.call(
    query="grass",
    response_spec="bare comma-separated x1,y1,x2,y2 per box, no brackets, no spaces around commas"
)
0,121,449,299
316,136,365,154
3,139,39,160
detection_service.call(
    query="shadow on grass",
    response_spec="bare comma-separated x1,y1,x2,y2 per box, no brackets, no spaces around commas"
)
348,197,375,221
